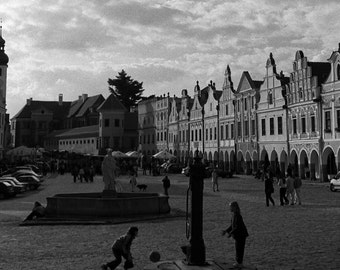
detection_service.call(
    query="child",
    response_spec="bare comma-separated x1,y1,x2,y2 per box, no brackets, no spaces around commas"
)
129,172,137,192
222,201,249,269
101,227,138,270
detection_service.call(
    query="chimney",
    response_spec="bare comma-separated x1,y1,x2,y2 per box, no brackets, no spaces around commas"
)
82,94,88,102
58,94,63,105
78,95,82,101
26,98,32,106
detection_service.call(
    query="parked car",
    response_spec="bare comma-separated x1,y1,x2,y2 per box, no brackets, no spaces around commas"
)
1,176,29,190
10,169,43,180
16,175,41,190
0,181,16,198
330,171,340,192
166,163,183,174
0,177,26,193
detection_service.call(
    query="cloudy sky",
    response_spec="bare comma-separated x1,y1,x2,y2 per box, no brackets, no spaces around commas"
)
2,0,340,117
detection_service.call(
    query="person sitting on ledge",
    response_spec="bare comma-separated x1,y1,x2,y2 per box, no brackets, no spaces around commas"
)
24,201,46,221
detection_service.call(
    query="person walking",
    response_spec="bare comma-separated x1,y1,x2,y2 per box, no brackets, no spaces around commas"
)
293,177,302,205
101,227,138,270
212,168,219,192
286,171,295,205
129,172,137,192
264,174,275,207
222,201,249,269
277,174,289,206
162,175,170,195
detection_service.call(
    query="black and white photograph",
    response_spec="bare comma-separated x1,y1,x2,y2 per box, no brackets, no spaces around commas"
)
0,1,339,269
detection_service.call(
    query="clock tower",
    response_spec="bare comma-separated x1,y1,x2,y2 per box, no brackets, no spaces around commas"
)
0,21,9,158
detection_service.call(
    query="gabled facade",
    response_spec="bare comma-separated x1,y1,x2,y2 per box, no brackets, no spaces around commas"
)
168,95,181,157
286,50,330,180
155,94,171,152
220,66,236,172
257,53,289,174
321,44,340,181
234,71,262,173
189,82,205,157
97,94,127,152
177,89,193,164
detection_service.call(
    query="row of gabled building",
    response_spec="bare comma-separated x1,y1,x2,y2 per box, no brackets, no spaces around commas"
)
138,43,340,182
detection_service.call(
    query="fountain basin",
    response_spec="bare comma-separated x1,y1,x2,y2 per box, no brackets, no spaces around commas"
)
45,192,171,218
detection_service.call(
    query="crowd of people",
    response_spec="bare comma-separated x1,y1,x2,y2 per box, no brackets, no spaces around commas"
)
260,163,303,207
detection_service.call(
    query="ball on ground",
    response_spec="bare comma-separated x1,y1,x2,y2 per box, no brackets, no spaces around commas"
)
149,251,161,262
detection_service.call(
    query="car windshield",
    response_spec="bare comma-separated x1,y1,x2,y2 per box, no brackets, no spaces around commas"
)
334,172,340,179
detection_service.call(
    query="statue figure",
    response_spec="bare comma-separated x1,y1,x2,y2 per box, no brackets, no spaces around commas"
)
102,149,117,191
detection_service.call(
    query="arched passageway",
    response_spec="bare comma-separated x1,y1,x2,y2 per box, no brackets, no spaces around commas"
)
245,151,252,175
252,151,258,173
290,150,299,177
310,150,319,180
225,151,229,172
230,151,235,172
237,151,245,174
299,150,309,179
322,147,337,182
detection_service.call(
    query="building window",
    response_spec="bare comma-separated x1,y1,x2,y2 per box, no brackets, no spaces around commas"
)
214,127,217,140
244,120,249,136
191,130,194,141
278,117,283,135
231,123,234,139
104,119,109,127
226,124,229,139
195,130,198,141
210,103,212,111
210,128,213,140
237,121,241,137
268,91,273,104
225,105,228,115
251,119,255,135
221,125,224,140
206,128,208,141
261,119,266,136
299,87,303,100
244,98,247,111
251,96,255,109
325,111,331,132
270,118,274,135
199,129,202,141
301,117,306,133
337,64,340,80
293,118,297,134
337,110,340,129
115,119,119,127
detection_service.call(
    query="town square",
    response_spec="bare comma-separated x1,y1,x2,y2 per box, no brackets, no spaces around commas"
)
0,170,339,270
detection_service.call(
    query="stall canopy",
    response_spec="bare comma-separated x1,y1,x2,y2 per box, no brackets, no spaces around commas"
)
153,150,175,159
125,151,140,158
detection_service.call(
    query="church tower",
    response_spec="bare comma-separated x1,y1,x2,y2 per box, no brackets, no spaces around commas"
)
0,21,9,158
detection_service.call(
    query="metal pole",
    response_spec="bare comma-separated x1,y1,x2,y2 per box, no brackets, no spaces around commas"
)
216,102,220,167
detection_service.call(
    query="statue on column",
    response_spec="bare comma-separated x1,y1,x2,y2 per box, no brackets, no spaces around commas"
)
102,148,117,191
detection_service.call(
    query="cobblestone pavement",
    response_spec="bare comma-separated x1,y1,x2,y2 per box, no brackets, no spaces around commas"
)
0,172,339,270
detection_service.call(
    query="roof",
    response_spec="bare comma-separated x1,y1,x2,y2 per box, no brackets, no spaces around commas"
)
67,99,84,118
11,100,72,120
55,125,99,139
97,94,127,112
75,94,105,117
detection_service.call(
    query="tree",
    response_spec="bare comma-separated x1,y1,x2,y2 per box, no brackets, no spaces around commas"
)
108,70,144,110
